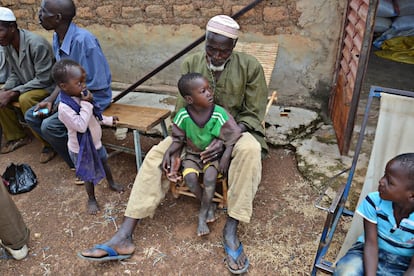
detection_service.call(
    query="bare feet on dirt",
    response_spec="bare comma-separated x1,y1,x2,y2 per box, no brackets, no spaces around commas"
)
87,199,99,215
197,202,215,236
109,182,124,192
197,217,210,236
206,204,217,223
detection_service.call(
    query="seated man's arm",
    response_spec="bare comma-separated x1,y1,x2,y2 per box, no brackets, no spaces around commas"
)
218,111,242,174
0,88,18,107
8,43,54,94
0,69,22,107
236,60,268,134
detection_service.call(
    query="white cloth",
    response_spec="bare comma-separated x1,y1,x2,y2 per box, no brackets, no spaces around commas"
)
337,92,414,261
0,7,16,22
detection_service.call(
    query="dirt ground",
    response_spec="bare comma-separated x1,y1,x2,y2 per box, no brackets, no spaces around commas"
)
0,128,326,275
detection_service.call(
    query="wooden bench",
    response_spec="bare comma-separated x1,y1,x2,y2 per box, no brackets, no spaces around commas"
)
102,103,171,171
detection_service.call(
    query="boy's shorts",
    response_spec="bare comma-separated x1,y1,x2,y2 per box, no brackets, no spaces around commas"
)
182,150,219,178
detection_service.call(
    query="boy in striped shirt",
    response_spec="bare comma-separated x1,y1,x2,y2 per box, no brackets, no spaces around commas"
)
162,72,241,237
335,153,414,275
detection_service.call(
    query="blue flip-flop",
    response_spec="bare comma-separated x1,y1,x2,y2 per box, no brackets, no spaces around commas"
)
224,242,250,274
77,244,132,262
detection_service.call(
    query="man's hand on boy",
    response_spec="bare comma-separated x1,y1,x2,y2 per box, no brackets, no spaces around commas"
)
200,138,224,163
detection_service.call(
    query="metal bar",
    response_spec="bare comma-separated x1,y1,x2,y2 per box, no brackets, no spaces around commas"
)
160,120,168,138
133,129,142,170
312,85,378,276
314,168,350,211
371,85,414,98
103,143,136,155
112,0,265,103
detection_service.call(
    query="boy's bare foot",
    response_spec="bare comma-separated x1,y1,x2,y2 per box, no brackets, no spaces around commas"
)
109,182,124,192
197,202,211,236
88,199,99,215
197,219,210,236
206,203,217,223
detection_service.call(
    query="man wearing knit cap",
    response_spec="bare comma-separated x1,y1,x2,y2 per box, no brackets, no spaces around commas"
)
80,15,267,274
0,7,54,154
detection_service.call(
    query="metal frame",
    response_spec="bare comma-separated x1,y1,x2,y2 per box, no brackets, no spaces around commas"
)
105,120,168,171
312,86,414,275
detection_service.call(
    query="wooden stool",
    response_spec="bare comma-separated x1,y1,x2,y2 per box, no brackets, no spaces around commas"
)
170,177,228,209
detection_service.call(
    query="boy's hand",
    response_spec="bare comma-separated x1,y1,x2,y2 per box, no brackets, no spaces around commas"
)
81,90,93,102
112,116,119,126
166,155,182,183
162,151,172,175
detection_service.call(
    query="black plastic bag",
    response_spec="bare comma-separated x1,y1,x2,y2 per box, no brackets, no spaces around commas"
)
2,163,37,194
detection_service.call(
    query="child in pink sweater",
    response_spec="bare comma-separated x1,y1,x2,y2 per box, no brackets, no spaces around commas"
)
52,59,123,214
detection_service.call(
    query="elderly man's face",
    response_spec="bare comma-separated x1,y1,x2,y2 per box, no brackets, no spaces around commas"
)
205,32,235,68
39,0,57,30
0,23,14,47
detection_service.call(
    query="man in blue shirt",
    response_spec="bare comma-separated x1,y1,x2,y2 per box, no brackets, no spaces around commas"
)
25,0,113,166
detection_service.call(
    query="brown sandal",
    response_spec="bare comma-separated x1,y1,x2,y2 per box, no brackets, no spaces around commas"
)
1,137,31,154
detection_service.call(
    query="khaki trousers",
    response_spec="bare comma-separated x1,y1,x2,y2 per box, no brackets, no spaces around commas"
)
0,89,49,141
0,180,29,250
125,132,262,223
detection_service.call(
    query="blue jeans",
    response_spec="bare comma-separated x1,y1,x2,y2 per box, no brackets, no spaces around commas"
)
334,242,411,276
25,107,74,168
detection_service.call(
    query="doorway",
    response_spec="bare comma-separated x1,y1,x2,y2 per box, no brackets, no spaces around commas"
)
329,0,414,155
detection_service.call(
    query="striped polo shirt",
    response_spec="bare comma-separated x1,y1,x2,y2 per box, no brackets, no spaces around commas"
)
356,191,414,257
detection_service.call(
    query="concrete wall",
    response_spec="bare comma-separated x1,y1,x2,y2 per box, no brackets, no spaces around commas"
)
4,0,345,109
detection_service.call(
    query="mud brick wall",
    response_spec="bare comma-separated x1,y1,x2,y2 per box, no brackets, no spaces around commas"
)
1,0,346,109
3,0,299,35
